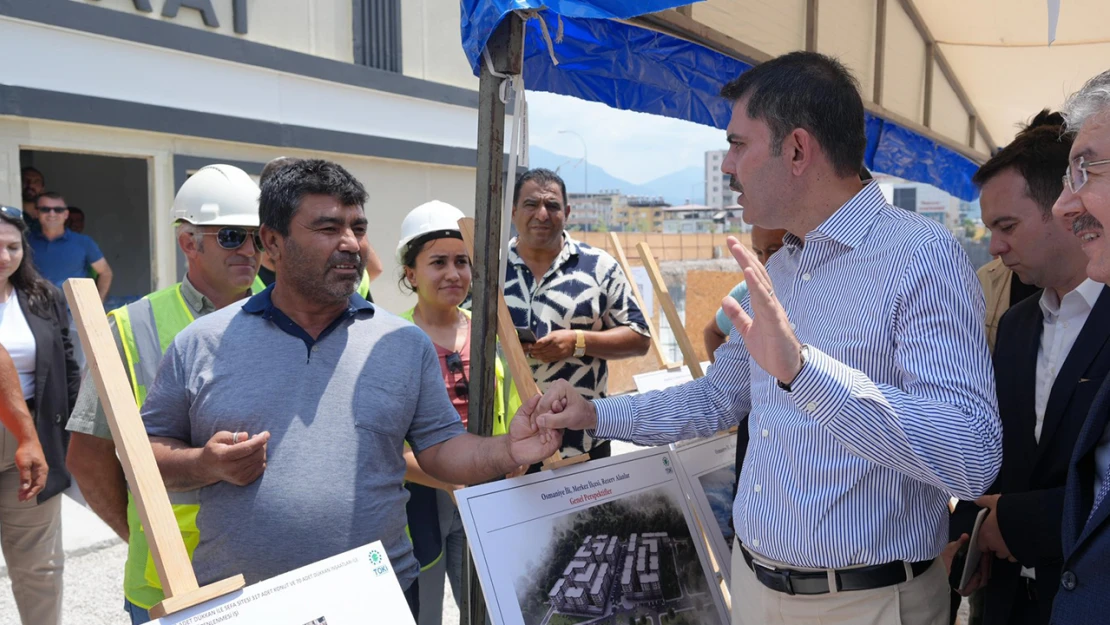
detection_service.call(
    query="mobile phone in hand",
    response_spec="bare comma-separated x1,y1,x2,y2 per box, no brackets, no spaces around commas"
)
516,327,538,344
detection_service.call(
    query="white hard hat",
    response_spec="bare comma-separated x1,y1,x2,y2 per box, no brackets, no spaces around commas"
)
172,164,260,227
397,200,467,263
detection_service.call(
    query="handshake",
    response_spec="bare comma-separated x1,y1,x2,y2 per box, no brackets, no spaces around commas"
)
505,380,600,467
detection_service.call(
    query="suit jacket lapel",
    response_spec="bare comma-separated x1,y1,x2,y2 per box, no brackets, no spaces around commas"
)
1037,287,1110,466
1071,391,1110,554
17,291,52,412
1009,302,1042,450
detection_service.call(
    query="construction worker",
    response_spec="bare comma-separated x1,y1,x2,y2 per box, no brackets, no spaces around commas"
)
395,200,522,624
64,164,262,624
250,156,382,300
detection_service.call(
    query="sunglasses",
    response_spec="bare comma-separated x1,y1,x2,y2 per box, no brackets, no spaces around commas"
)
0,205,23,221
198,227,263,251
38,206,67,214
445,352,469,400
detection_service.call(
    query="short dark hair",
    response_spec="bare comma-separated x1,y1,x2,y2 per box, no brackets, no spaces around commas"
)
35,191,66,205
720,52,866,178
21,166,43,180
513,168,568,207
260,156,301,185
972,110,1071,218
259,159,368,237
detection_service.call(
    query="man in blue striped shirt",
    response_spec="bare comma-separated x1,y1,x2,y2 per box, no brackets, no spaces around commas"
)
533,52,1002,625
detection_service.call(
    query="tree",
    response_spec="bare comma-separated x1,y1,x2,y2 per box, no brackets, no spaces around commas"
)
667,607,676,618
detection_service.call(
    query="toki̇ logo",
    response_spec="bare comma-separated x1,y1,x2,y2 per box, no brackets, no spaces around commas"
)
369,549,389,576
662,456,673,474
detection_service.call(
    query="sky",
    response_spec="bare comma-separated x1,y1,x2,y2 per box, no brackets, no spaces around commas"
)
525,91,728,184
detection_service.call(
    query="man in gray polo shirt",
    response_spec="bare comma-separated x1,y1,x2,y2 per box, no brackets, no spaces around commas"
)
141,159,561,618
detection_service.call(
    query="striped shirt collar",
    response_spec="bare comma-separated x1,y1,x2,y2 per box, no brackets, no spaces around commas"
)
783,181,887,251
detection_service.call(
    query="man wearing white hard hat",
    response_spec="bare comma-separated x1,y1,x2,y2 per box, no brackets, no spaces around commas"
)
64,164,264,624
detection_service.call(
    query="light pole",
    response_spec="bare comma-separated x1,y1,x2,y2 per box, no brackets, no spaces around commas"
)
558,129,588,195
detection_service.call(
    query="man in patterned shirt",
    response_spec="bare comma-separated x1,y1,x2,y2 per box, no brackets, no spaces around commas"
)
505,168,651,463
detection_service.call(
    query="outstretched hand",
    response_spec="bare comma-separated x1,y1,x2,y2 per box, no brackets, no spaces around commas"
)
721,236,804,385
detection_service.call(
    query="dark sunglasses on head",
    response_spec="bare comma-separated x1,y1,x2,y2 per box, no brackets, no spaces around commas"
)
38,206,67,214
0,205,23,221
445,352,469,400
199,227,263,251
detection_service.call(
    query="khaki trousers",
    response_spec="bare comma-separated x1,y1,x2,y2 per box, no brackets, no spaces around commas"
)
0,427,64,625
730,540,948,625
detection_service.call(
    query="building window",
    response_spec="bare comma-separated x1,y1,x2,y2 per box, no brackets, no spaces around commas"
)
893,187,917,212
353,0,402,72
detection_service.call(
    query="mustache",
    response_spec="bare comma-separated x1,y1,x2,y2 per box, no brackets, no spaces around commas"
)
1073,213,1104,235
727,175,743,195
328,252,362,266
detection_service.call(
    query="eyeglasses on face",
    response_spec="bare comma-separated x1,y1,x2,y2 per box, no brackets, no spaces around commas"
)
1063,155,1110,195
198,227,263,251
38,206,67,214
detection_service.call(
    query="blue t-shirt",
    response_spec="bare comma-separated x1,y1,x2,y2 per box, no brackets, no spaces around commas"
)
715,281,749,335
28,229,104,287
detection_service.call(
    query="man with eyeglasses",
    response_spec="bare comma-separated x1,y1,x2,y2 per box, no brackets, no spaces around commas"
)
1050,68,1110,625
64,164,263,625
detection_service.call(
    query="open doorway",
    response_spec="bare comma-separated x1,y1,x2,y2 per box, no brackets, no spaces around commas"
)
20,149,151,309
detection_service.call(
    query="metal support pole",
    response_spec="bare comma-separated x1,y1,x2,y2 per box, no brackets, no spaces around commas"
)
462,12,523,625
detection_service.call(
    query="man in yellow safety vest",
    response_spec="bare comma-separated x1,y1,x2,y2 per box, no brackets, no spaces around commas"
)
65,164,263,624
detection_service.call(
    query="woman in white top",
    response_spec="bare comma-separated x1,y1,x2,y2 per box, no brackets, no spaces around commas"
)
0,204,80,625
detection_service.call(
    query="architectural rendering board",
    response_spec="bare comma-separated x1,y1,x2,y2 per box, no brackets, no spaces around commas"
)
456,447,730,625
148,541,415,625
671,433,739,585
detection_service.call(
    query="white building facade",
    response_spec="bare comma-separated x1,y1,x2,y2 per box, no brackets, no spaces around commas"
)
1,0,485,314
704,150,740,209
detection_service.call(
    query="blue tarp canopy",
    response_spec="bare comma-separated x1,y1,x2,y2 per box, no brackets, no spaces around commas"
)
461,1,981,202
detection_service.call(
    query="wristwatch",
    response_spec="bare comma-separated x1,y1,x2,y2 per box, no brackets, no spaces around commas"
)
777,344,809,392
574,330,587,357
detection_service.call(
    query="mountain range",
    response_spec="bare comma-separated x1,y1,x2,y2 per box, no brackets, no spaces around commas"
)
529,146,705,206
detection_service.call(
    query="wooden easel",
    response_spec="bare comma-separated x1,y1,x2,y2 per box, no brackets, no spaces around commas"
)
608,233,668,369
64,279,246,618
456,218,589,471
635,242,704,379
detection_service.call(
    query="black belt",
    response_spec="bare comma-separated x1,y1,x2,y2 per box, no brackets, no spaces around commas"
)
740,544,934,595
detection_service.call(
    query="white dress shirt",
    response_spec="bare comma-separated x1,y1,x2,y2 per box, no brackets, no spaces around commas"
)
1035,279,1103,442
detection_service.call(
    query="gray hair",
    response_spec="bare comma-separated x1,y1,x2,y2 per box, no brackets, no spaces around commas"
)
1061,69,1110,134
174,221,202,246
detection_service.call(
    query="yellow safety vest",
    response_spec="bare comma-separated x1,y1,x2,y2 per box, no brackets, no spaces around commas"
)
113,284,202,609
251,270,372,299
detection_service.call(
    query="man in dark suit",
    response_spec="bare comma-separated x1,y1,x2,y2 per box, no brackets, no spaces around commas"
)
945,110,1106,625
1049,69,1110,625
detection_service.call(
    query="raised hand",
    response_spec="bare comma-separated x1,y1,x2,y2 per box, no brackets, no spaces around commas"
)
720,236,804,385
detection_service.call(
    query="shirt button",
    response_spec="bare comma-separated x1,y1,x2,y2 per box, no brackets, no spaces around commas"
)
761,429,769,438
790,323,797,331
801,273,812,281
1061,570,1078,590
754,484,762,493
752,539,760,548
805,402,818,413
312,345,319,352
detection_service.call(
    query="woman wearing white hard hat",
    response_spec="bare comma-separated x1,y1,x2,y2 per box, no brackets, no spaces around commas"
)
396,200,520,624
